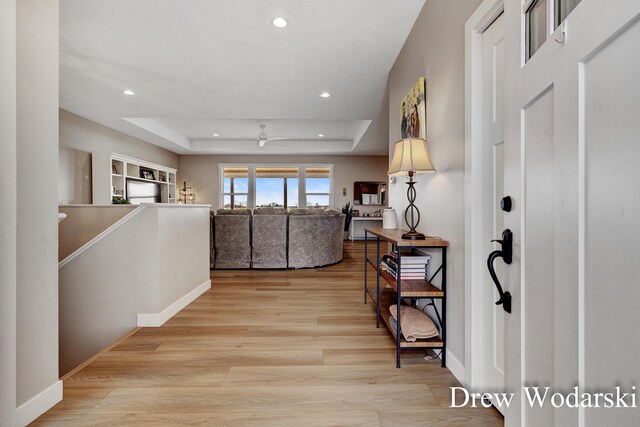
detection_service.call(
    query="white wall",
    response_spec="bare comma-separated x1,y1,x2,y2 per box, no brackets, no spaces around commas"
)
388,0,483,370
58,146,91,204
59,109,180,204
0,0,17,425
15,0,62,424
179,154,389,212
58,205,136,261
158,207,210,310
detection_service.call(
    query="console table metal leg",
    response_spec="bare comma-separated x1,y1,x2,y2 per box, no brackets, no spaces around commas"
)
364,231,368,304
376,237,380,328
396,248,402,368
441,246,447,368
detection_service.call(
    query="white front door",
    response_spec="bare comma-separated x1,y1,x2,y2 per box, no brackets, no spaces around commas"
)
502,0,640,426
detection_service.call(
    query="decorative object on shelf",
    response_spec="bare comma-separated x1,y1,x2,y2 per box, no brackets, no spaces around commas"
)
140,168,155,181
112,165,118,174
352,209,359,217
383,208,397,229
179,181,196,204
388,138,436,240
112,196,130,205
400,77,426,139
159,175,166,182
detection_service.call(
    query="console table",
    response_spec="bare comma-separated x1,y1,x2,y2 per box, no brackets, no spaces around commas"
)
363,226,449,368
349,217,383,240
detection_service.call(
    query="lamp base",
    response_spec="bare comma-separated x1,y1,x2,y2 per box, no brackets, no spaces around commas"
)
401,230,426,240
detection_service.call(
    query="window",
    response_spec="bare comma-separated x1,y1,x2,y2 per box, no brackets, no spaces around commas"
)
255,167,299,209
555,0,581,28
222,167,248,209
220,164,332,209
525,0,582,62
305,167,331,209
526,0,547,61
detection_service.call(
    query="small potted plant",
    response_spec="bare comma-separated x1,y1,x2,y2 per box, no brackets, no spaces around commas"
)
342,202,353,240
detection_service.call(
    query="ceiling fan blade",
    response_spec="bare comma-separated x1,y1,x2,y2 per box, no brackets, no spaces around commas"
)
267,137,290,141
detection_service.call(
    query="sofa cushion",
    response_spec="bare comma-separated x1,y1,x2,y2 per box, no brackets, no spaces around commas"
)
254,208,288,215
216,208,251,215
288,208,341,216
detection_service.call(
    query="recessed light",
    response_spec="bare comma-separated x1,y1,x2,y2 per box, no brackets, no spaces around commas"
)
272,17,288,28
212,133,219,137
123,89,135,96
318,134,325,137
319,92,331,98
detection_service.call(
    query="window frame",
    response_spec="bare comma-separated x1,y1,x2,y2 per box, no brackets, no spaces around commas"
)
221,167,249,209
219,163,333,210
304,167,332,210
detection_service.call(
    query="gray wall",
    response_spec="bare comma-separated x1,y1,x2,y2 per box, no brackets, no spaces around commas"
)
179,155,389,212
16,0,60,413
388,0,483,368
0,0,17,424
59,109,180,204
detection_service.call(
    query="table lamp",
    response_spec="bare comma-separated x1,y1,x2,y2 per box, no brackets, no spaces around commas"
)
388,138,436,240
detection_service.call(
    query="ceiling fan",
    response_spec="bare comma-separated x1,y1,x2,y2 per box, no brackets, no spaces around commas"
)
246,124,289,148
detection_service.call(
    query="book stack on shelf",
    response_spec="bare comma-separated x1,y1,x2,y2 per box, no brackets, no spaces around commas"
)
381,250,431,280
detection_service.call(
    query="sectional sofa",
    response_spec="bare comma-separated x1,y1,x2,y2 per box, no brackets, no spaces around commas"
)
210,208,345,269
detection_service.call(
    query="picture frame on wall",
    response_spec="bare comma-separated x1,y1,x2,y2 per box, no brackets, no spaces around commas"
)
400,77,426,139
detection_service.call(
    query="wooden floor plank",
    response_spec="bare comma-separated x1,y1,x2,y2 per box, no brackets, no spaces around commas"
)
87,384,441,414
32,241,502,426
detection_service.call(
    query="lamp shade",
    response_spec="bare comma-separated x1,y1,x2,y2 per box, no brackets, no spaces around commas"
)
388,138,436,176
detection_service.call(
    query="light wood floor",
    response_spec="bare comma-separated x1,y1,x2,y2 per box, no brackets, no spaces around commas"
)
33,241,503,426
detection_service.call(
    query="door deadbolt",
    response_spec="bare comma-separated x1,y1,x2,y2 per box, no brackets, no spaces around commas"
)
500,196,512,212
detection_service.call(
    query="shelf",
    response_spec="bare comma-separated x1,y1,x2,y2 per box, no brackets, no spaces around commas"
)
367,258,443,297
111,173,123,177
379,270,444,298
126,175,170,185
363,232,448,368
367,287,443,349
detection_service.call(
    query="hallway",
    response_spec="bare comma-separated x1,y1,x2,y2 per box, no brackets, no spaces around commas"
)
33,242,502,426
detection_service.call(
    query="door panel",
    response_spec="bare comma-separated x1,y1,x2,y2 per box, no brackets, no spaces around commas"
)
479,12,507,396
523,87,555,425
584,17,640,426
493,141,505,375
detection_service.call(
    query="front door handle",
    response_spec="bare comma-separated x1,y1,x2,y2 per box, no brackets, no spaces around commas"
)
487,229,512,313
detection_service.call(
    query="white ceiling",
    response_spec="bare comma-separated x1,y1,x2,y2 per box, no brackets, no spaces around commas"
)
60,0,425,155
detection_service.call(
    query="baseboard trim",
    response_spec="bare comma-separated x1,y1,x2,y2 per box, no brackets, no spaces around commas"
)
447,350,466,386
137,279,211,327
15,380,63,427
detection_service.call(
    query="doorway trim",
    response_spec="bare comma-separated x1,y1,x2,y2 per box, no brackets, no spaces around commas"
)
464,0,505,390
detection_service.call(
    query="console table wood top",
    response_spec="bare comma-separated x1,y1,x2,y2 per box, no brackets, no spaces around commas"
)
363,226,449,247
